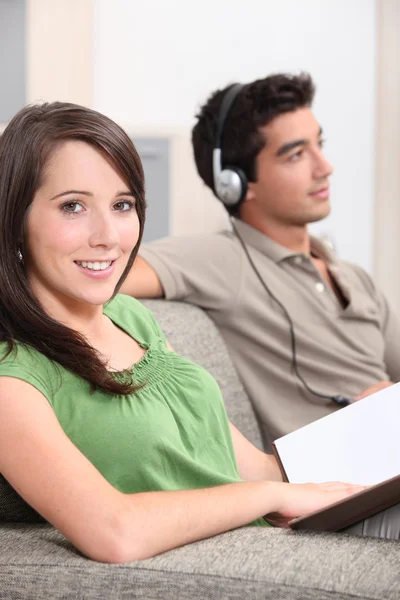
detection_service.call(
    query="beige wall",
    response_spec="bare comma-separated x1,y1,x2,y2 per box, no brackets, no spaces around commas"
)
27,0,93,106
374,0,400,310
169,133,230,235
24,0,228,237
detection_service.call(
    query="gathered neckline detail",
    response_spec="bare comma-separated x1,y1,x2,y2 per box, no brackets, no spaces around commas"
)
128,347,173,386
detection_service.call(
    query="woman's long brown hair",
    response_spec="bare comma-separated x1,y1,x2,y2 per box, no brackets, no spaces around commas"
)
0,102,146,395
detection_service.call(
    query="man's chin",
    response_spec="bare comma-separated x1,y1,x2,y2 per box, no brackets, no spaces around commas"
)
304,202,331,224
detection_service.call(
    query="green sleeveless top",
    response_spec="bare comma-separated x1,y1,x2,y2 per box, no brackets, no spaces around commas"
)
0,295,268,528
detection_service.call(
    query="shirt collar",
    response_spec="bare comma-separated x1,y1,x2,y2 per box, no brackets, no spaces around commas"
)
232,219,337,265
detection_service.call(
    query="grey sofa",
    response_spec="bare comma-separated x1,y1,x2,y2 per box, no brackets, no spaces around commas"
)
1,300,399,600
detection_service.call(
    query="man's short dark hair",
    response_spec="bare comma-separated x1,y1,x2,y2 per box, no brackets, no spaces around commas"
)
191,72,315,216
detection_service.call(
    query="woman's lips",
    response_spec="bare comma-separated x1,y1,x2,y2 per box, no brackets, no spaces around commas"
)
75,260,116,279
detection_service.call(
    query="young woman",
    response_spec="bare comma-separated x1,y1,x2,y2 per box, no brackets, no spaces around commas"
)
0,103,395,564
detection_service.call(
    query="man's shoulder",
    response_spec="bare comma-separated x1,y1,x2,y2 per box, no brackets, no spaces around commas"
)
138,229,244,302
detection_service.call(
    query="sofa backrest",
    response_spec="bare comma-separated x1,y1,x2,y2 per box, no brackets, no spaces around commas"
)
0,299,263,522
0,476,45,522
142,300,263,448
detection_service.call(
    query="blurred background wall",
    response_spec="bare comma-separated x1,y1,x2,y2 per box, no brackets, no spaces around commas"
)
1,0,399,311
92,0,376,269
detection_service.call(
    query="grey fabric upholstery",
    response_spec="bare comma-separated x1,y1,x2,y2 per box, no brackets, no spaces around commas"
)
0,300,399,599
1,525,399,600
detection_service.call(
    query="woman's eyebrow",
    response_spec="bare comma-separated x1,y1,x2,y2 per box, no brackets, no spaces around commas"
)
49,190,135,201
49,190,92,201
115,191,135,198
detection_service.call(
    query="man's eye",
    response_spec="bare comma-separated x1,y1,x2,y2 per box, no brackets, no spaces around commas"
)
61,201,83,213
113,200,135,212
289,151,303,162
318,138,326,148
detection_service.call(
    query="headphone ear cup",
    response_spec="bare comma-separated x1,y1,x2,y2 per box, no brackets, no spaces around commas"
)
233,167,248,204
215,166,248,207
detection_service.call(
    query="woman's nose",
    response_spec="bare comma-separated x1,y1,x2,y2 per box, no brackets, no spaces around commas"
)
88,213,119,249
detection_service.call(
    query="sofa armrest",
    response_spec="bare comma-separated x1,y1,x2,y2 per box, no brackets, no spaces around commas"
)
1,524,398,600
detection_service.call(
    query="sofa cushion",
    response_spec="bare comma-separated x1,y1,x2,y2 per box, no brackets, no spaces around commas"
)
0,475,44,523
1,524,399,600
141,300,263,449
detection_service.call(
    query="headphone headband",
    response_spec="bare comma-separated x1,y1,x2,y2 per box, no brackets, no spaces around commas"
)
215,83,244,149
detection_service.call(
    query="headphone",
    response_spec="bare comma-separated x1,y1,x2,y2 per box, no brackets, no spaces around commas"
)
212,84,352,408
213,83,248,207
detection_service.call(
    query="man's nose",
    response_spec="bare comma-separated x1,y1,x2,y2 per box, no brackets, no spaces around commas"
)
314,148,334,180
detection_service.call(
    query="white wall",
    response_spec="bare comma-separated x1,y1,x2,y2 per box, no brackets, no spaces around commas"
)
374,0,400,311
94,0,376,270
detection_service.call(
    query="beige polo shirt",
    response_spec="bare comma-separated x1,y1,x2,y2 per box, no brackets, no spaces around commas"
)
139,220,400,450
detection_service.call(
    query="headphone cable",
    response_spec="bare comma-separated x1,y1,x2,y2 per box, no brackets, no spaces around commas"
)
230,218,352,407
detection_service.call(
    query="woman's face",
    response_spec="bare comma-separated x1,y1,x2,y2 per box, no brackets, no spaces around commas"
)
25,140,140,314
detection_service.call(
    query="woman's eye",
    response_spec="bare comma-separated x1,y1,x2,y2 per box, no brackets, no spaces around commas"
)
113,200,134,212
61,201,83,213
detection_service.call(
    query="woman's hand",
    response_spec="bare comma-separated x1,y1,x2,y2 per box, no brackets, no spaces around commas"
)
265,481,367,528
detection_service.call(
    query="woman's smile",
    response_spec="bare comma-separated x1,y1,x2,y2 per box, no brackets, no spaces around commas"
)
75,259,116,278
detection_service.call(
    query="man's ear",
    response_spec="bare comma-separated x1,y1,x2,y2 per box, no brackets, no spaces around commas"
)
242,186,256,205
238,185,256,220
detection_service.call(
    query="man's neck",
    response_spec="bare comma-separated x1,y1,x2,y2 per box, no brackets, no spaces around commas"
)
239,214,311,255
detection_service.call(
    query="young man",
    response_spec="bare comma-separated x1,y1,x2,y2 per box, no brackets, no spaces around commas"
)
121,73,400,450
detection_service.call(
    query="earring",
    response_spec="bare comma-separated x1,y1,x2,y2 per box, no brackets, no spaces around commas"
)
17,248,23,262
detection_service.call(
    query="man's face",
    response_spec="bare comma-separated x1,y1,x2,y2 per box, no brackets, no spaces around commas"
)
245,107,333,226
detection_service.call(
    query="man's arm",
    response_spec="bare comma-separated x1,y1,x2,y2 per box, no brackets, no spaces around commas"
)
350,265,400,388
354,380,393,401
123,234,242,309
380,294,400,382
121,256,164,298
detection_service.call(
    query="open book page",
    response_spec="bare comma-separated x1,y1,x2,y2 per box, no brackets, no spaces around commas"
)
273,382,400,485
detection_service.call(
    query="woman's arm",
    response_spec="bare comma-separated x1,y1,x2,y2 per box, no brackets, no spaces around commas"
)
0,378,363,563
229,421,283,482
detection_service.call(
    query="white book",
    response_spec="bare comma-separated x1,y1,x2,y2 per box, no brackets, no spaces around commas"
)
272,383,400,531
273,382,400,486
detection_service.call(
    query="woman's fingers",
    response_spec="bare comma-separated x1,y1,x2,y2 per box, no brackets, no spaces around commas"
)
265,481,369,526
